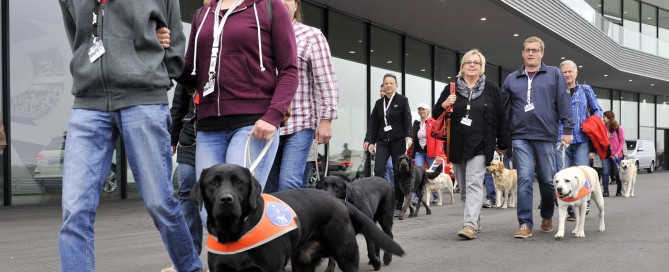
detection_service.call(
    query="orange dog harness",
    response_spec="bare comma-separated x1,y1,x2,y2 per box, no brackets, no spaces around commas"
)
206,194,298,255
557,168,593,202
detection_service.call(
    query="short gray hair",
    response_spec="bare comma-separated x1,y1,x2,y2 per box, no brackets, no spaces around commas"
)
560,60,577,71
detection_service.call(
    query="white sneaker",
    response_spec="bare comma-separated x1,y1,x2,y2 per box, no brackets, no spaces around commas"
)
161,267,177,272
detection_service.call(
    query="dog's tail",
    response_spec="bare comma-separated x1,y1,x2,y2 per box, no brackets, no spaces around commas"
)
344,201,405,256
427,164,443,180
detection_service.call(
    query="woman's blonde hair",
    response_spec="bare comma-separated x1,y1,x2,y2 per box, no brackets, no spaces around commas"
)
457,49,486,77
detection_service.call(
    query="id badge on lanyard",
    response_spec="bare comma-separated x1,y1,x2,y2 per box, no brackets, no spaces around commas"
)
383,94,395,132
524,71,535,112
89,0,108,63
203,0,244,97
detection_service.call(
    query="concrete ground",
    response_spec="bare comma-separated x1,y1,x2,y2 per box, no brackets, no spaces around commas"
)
1,169,668,272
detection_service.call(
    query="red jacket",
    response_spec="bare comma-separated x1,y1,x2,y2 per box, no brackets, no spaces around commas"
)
411,119,446,158
581,115,609,159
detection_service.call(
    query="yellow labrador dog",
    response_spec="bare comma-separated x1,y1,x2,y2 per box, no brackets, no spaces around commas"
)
618,159,638,198
425,167,455,206
485,159,517,209
553,166,606,240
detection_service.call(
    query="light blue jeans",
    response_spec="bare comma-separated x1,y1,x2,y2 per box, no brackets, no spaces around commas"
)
176,163,202,255
512,140,557,229
59,106,202,272
554,141,590,170
413,151,435,169
195,126,280,189
265,129,315,192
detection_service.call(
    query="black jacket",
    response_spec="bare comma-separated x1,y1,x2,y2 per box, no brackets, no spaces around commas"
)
433,81,510,164
368,93,412,144
169,84,196,166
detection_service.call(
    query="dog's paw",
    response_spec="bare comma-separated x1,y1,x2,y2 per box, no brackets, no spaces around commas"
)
502,205,508,209
575,231,585,238
426,210,432,215
383,253,392,265
555,231,564,240
370,258,381,271
599,223,605,232
408,213,417,218
571,229,578,235
397,214,404,220
624,194,630,198
437,203,443,206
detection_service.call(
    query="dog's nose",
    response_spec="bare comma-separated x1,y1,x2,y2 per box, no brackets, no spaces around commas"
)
556,187,563,193
219,194,234,204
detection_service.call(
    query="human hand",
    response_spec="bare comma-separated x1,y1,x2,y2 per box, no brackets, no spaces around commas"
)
363,141,369,150
315,120,332,144
367,144,375,155
249,119,277,141
156,27,171,48
561,135,574,145
405,137,413,150
441,94,457,109
0,144,6,150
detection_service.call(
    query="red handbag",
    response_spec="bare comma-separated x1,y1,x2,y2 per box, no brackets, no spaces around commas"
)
430,82,455,141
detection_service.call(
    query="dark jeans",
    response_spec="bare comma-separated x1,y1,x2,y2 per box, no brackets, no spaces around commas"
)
374,139,407,210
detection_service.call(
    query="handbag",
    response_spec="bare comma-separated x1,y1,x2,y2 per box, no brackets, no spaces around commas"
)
430,82,455,141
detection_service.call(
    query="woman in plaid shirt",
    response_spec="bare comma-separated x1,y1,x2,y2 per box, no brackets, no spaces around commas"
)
265,0,339,192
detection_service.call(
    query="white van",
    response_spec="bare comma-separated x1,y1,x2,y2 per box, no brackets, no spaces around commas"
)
624,139,656,173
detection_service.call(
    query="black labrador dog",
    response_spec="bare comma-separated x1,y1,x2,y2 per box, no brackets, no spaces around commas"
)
321,176,395,271
395,154,431,220
191,164,404,272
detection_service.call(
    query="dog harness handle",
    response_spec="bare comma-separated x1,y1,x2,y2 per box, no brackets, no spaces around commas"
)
244,135,274,177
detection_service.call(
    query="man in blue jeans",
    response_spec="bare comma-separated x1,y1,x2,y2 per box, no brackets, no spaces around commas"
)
58,0,202,271
502,36,574,239
265,0,339,192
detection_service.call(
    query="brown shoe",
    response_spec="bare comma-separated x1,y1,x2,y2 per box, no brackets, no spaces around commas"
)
457,226,477,240
514,224,532,239
541,218,553,232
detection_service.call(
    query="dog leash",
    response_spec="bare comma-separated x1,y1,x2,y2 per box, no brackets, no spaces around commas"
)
556,142,568,171
244,135,274,177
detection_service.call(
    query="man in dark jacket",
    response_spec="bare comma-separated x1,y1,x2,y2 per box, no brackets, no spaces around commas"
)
501,36,574,239
58,0,202,271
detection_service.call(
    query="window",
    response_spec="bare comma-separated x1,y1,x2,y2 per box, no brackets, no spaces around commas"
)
603,0,622,24
623,0,640,49
434,47,457,113
641,3,657,54
370,25,402,111
485,63,500,86
593,87,611,111
620,91,638,139
405,37,432,120
302,1,325,32
586,0,603,14
326,11,369,180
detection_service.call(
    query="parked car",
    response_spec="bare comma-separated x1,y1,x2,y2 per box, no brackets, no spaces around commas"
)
625,139,656,173
34,135,178,193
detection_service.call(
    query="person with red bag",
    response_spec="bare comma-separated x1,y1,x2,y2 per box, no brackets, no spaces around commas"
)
432,49,509,240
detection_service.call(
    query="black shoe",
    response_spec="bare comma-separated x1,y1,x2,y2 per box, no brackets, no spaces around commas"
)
603,190,609,197
566,214,576,221
616,191,622,196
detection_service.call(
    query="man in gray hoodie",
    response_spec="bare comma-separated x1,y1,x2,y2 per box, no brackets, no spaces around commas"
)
58,1,202,271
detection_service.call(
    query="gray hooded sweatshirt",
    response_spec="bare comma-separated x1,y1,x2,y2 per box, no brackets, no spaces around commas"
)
59,0,185,111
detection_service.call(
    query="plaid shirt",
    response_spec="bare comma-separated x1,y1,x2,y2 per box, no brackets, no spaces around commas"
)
558,83,603,143
280,21,338,135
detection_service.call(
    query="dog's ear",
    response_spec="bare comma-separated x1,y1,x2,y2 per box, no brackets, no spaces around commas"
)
191,167,208,210
245,167,262,210
344,182,354,200
497,161,504,172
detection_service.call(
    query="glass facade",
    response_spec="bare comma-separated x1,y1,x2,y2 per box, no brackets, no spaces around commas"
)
1,0,668,205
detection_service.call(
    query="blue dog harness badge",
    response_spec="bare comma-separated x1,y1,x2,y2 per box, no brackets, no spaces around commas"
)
266,202,294,227
584,178,591,190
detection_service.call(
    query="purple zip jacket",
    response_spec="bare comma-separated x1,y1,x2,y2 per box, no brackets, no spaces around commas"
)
180,0,298,128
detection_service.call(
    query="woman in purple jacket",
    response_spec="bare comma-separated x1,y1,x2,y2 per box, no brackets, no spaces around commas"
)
179,0,298,189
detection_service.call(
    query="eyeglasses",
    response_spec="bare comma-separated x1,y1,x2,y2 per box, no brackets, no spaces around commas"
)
464,61,481,66
523,48,542,54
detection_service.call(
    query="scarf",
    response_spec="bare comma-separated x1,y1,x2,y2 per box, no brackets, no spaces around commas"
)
456,75,486,100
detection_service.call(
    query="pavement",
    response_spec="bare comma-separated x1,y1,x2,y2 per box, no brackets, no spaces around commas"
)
2,170,669,272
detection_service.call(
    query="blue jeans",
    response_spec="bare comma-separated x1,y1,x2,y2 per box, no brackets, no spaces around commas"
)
195,126,280,189
177,163,202,255
484,171,496,202
265,129,315,192
554,142,590,170
413,151,435,169
602,157,621,192
512,140,557,229
59,106,201,272
384,157,394,188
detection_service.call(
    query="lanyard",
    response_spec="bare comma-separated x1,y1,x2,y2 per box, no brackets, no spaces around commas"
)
525,69,535,105
209,0,244,80
464,89,473,118
92,0,107,42
382,93,395,126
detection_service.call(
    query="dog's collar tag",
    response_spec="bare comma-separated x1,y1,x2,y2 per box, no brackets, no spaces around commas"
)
206,194,298,255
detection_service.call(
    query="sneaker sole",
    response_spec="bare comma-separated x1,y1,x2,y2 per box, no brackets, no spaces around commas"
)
514,233,532,239
541,228,553,233
458,233,476,240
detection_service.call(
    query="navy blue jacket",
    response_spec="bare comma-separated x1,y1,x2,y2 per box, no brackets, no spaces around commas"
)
501,63,573,142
